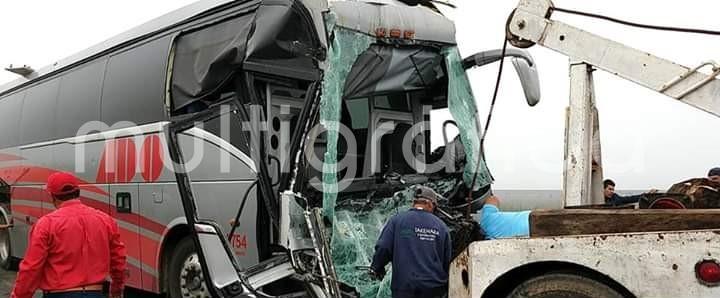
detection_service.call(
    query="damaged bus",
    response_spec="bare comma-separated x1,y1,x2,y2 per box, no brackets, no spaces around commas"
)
0,0,539,297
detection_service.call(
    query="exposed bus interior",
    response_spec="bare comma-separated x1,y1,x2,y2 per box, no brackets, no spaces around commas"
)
164,1,490,297
290,28,489,296
169,35,487,298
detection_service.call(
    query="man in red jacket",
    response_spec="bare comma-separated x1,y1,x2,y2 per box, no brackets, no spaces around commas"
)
12,172,127,298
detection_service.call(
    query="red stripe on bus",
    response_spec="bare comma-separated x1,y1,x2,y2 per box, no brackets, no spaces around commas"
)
141,270,159,293
0,165,109,196
140,234,160,268
117,225,160,269
97,138,138,184
11,188,167,236
126,263,143,290
0,153,24,162
140,135,163,183
11,205,160,270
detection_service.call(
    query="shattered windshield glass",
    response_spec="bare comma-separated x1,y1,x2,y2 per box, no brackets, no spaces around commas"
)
317,26,490,296
319,27,374,220
332,178,459,297
442,47,492,190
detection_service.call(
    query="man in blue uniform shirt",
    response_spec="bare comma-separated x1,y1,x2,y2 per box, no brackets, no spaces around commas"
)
370,186,452,298
477,195,530,239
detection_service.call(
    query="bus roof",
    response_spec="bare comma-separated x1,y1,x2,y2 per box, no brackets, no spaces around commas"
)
0,0,239,95
1,0,455,96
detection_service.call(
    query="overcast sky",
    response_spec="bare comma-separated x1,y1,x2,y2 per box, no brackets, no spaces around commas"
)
0,0,718,190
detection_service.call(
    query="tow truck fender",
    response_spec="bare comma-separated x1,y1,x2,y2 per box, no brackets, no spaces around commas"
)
449,230,720,298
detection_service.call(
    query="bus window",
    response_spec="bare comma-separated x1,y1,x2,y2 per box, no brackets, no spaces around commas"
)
20,79,60,145
0,92,25,148
56,60,106,138
101,37,171,127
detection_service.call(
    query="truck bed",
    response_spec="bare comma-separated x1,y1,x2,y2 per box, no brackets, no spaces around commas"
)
530,208,720,237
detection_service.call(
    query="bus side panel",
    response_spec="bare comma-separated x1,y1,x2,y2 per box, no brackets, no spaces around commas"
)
109,184,143,288
138,184,166,292
130,130,261,292
176,131,260,266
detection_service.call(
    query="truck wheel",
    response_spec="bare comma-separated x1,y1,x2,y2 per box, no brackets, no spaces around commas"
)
0,209,16,270
167,237,210,298
508,273,623,298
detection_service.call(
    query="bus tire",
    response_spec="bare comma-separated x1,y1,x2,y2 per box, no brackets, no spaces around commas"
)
167,237,210,298
0,207,16,270
508,273,624,298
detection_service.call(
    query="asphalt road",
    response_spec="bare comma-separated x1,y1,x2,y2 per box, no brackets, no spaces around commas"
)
1,268,160,297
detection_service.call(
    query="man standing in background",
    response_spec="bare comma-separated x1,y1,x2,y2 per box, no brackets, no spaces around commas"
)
12,172,126,298
708,167,720,183
603,179,655,206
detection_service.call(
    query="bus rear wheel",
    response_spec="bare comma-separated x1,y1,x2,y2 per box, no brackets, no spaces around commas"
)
0,209,16,270
167,237,210,298
508,273,624,298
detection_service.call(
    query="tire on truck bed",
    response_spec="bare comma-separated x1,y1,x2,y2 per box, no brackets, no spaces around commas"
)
508,273,624,298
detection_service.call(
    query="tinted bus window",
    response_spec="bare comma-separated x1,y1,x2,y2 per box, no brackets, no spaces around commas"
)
56,59,106,138
20,79,60,145
101,36,171,127
0,91,25,148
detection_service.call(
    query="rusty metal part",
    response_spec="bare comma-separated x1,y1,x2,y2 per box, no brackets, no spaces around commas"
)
640,178,720,209
505,5,555,48
667,178,720,208
506,9,536,48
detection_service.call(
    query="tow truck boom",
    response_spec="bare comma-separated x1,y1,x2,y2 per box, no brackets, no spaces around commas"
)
508,0,720,117
506,0,720,206
448,3,720,297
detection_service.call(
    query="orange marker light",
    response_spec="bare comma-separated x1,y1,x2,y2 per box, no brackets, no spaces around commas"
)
403,30,415,39
375,28,387,38
389,28,402,38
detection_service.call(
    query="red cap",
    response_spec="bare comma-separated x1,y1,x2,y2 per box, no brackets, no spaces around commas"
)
46,172,80,197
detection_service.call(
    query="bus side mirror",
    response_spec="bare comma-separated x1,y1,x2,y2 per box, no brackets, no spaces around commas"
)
463,48,541,107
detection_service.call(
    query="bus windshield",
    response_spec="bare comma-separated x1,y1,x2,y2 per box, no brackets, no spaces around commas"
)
314,27,490,297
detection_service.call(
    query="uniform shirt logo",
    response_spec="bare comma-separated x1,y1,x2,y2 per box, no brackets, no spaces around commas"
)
414,227,439,241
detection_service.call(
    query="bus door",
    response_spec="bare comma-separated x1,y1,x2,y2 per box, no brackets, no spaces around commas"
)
109,183,142,288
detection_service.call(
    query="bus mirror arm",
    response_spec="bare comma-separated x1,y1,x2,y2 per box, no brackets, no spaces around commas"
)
463,48,541,107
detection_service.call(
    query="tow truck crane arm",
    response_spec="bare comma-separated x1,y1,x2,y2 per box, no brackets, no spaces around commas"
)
507,0,720,117
505,0,720,206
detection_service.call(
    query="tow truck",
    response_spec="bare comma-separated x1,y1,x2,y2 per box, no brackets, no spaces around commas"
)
447,1,720,297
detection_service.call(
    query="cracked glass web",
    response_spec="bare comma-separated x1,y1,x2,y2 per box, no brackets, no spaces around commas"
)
319,33,490,296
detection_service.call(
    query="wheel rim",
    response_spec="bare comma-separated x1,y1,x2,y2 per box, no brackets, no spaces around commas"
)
179,253,210,298
0,216,9,263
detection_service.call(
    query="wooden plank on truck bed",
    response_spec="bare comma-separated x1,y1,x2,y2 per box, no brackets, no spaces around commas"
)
530,209,720,237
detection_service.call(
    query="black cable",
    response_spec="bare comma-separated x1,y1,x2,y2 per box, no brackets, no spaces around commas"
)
553,7,720,36
466,39,509,216
227,179,258,240
480,39,508,148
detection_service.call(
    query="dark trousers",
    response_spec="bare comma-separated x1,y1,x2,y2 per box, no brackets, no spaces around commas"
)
43,291,106,298
393,285,448,298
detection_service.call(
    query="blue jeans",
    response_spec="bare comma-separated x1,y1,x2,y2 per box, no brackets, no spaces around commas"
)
43,291,105,298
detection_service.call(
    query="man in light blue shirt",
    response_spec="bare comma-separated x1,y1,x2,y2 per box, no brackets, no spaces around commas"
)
477,196,530,239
